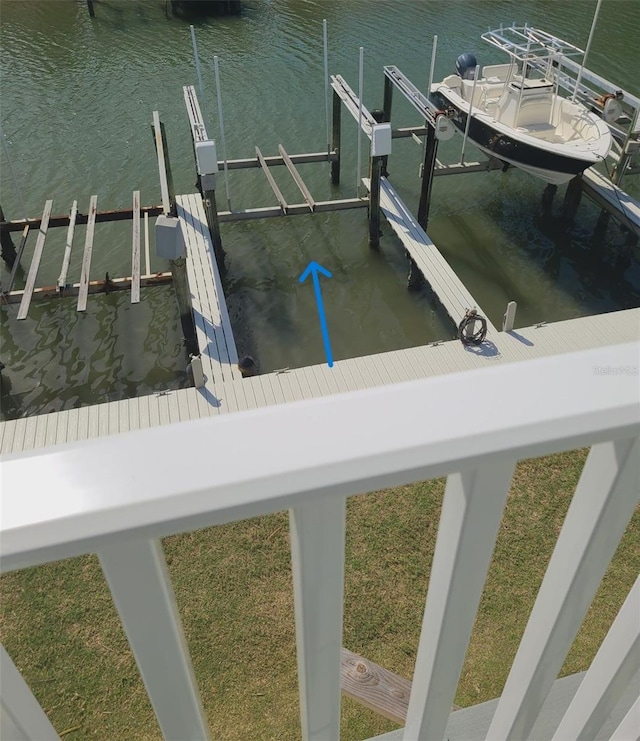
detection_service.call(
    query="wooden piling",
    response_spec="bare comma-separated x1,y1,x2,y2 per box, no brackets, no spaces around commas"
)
368,156,383,249
561,176,583,226
0,205,17,266
171,255,198,356
331,90,341,185
417,124,438,231
381,76,393,177
542,184,557,213
593,209,611,241
407,256,423,289
5,226,28,294
202,188,225,268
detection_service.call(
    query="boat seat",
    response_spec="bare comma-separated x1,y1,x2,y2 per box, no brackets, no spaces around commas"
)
482,80,505,99
516,122,557,139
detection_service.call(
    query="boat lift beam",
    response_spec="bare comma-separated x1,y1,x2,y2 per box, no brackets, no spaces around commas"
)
330,74,376,139
383,66,442,128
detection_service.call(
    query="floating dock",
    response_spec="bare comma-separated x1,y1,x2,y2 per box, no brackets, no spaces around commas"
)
177,193,241,390
1,305,637,455
364,176,498,335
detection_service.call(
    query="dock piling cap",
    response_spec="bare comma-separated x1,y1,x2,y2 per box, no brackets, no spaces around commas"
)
196,140,219,175
155,215,185,260
371,124,392,157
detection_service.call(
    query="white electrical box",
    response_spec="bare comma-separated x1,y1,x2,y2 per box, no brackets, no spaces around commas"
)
371,123,392,157
195,140,219,175
155,215,185,260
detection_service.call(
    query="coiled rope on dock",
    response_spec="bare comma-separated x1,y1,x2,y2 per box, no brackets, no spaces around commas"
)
458,308,487,345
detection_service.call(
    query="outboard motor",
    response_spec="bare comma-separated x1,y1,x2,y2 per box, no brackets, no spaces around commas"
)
455,53,478,80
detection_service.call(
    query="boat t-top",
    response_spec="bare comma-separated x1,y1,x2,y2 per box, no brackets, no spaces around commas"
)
429,24,613,184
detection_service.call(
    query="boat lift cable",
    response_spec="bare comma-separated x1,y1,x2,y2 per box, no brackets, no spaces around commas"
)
458,308,488,345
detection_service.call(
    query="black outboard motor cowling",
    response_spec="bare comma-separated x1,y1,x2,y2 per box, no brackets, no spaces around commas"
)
455,53,478,80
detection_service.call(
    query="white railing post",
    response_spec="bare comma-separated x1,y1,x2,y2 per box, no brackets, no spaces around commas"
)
551,574,640,740
403,461,516,741
609,696,640,741
486,436,640,741
290,496,346,741
502,301,517,332
0,645,61,740
99,538,209,741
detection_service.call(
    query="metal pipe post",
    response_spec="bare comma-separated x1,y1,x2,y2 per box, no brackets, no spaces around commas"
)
213,56,232,211
356,46,364,196
417,124,438,230
573,0,603,102
189,26,207,124
323,19,330,155
459,65,479,164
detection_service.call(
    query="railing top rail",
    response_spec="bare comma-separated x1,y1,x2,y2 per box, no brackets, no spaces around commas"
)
1,343,638,573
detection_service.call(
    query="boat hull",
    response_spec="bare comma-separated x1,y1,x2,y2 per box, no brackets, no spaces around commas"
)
431,89,599,185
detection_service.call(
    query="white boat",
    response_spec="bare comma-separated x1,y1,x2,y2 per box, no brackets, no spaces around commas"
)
429,25,613,185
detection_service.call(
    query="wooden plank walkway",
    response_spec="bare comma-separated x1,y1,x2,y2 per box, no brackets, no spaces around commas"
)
57,201,78,290
17,200,53,320
1,307,637,455
131,191,141,304
77,195,98,312
365,177,498,334
177,193,242,393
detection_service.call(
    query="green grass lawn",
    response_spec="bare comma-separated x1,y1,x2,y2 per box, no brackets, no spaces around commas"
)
1,450,638,740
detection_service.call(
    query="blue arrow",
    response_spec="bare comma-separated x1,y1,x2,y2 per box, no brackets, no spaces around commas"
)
299,260,334,368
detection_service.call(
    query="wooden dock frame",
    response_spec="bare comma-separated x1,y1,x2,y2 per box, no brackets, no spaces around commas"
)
0,194,170,317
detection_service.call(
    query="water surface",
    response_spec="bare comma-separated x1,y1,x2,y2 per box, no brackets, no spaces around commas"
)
1,0,638,419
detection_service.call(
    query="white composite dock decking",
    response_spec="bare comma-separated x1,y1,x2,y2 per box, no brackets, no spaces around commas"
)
177,193,242,392
1,307,637,455
364,177,498,335
582,168,640,236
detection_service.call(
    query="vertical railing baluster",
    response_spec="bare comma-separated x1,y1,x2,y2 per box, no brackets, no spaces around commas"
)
551,574,640,740
487,437,640,741
99,538,209,741
609,696,640,741
290,496,347,741
403,460,517,741
0,645,61,740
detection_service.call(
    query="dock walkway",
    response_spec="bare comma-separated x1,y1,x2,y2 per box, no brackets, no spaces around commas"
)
1,307,637,455
582,168,640,237
177,193,242,391
366,176,498,334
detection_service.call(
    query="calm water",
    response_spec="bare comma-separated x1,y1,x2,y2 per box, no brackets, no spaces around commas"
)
1,0,639,420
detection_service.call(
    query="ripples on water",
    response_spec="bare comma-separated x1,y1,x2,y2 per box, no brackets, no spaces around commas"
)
1,0,638,420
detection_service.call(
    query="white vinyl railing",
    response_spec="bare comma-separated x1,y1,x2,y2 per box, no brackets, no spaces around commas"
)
1,342,639,741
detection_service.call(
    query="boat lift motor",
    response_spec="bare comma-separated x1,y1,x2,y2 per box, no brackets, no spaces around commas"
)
455,53,478,80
